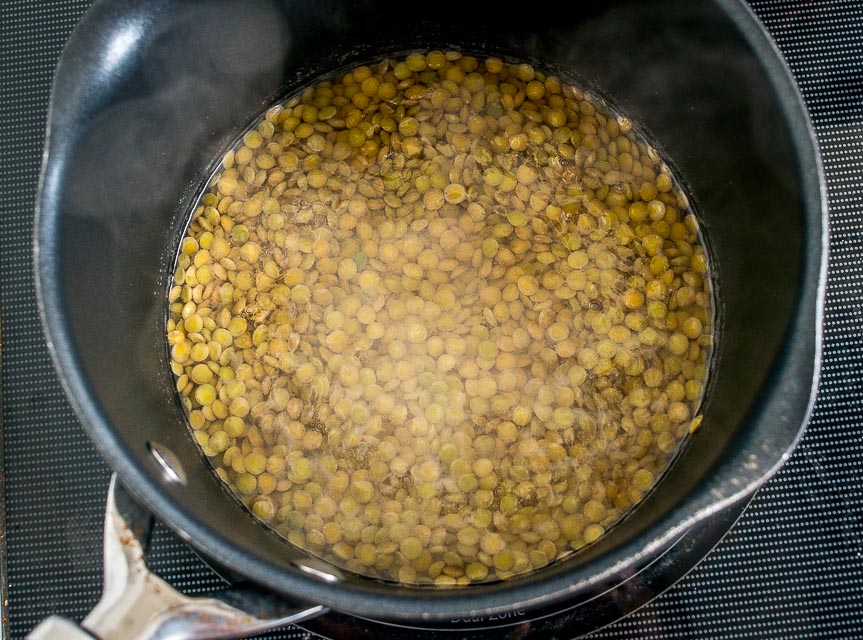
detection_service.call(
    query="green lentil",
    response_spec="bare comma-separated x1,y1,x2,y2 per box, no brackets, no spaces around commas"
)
168,50,714,589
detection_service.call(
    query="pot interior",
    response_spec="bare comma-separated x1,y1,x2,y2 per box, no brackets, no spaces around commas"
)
40,0,817,619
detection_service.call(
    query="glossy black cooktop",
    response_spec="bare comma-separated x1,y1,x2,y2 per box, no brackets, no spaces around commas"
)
2,1,862,638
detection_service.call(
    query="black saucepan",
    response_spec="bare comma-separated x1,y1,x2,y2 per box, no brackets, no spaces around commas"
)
36,0,825,622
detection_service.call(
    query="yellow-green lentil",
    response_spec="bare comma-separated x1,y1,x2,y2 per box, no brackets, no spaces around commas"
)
168,51,714,588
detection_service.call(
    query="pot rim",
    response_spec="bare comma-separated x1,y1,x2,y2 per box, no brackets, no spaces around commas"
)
34,0,826,620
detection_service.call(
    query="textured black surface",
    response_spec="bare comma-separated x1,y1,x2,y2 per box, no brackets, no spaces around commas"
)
1,1,862,639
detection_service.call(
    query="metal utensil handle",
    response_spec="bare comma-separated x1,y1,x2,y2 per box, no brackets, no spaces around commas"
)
26,475,326,640
27,617,98,640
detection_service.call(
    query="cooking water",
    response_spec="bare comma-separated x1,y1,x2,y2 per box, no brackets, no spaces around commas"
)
166,50,714,587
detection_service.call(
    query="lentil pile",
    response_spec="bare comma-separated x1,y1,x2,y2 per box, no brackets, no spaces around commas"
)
167,51,713,586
